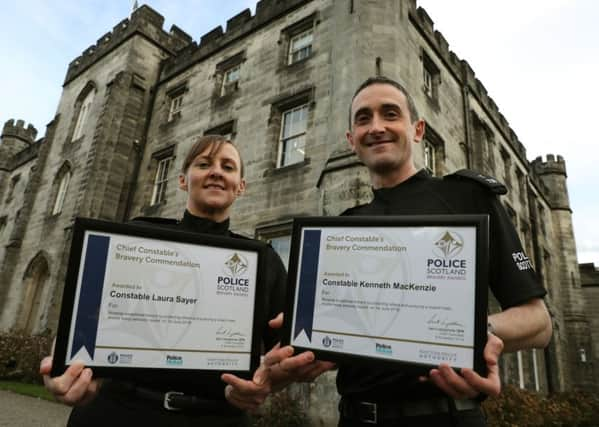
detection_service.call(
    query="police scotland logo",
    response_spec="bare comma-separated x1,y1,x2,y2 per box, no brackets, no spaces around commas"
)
217,253,251,296
426,230,468,280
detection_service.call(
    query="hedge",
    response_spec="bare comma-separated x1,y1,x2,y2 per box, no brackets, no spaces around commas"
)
0,330,52,384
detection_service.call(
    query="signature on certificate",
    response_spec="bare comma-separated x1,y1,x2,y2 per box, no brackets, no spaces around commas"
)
426,313,464,328
216,326,246,339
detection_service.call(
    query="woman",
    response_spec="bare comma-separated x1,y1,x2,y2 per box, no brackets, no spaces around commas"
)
40,135,288,426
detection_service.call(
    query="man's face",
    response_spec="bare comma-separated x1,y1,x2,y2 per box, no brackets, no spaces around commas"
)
346,83,424,184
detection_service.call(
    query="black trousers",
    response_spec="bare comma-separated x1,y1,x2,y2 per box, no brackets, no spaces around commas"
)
67,390,249,427
338,408,486,427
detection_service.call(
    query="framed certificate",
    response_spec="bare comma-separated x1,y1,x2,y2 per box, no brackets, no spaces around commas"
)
282,215,489,376
51,218,266,381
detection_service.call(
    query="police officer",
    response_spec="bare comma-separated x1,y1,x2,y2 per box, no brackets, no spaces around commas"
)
40,135,291,426
333,76,552,426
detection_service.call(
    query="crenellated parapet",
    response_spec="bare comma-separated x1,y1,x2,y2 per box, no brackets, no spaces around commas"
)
160,0,312,82
1,119,38,145
63,5,193,86
530,154,570,210
531,154,567,177
409,1,527,162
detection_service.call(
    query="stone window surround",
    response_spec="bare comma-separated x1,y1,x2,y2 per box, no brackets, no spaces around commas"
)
50,164,72,216
214,51,246,99
279,12,318,68
255,219,293,268
500,146,512,187
0,216,7,237
420,48,441,105
204,120,237,141
265,87,315,175
67,81,97,144
422,124,445,176
165,81,189,123
4,173,21,204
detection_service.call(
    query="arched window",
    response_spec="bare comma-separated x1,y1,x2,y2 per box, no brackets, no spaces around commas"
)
18,253,50,333
72,89,94,141
52,167,71,215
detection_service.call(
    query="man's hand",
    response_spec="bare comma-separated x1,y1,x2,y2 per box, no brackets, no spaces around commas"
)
427,333,503,399
40,356,101,406
267,313,335,385
221,345,295,412
221,313,335,411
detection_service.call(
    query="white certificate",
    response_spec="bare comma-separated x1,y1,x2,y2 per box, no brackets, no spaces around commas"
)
285,215,488,373
52,218,265,379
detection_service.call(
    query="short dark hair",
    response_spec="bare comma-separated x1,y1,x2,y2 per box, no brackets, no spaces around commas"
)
348,76,420,128
181,135,244,178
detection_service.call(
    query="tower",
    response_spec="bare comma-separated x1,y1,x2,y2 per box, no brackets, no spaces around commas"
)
532,154,596,391
0,120,38,167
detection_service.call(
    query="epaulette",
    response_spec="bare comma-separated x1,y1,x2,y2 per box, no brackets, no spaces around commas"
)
444,169,507,195
229,231,251,241
341,203,369,215
130,216,180,225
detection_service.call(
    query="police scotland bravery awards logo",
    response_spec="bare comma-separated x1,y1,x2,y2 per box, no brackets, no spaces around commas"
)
217,253,250,296
426,230,468,280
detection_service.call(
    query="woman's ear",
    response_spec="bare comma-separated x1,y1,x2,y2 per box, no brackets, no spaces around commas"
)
178,173,188,191
237,179,246,196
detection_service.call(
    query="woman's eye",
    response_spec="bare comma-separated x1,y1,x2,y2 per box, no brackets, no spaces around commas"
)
197,162,210,169
223,164,235,171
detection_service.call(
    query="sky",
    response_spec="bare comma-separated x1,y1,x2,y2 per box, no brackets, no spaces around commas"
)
0,0,597,265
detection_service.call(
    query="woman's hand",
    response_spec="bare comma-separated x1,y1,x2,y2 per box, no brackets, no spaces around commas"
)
40,356,101,406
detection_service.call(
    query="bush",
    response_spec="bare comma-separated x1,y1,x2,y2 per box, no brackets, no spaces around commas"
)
251,390,308,427
483,385,599,427
0,330,52,383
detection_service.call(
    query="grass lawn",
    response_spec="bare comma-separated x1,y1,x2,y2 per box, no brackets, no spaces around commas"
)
0,381,55,402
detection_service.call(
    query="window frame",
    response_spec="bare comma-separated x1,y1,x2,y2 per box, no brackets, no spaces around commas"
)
277,103,309,168
167,94,184,122
0,216,7,238
51,171,71,215
255,221,293,269
72,89,95,142
424,140,436,175
421,125,445,176
150,156,172,206
421,50,441,103
221,64,241,97
4,174,21,204
288,28,313,65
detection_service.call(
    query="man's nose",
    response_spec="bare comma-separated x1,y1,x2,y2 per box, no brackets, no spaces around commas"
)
368,114,385,133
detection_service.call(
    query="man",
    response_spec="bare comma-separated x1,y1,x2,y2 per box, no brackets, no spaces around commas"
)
330,76,551,426
220,76,552,426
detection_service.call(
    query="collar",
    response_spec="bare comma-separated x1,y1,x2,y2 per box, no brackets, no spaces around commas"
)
180,210,230,235
373,169,431,201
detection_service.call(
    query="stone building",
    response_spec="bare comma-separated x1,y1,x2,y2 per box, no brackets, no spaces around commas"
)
0,0,596,423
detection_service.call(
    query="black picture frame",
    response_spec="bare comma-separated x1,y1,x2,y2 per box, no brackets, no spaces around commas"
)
281,215,489,377
51,217,267,382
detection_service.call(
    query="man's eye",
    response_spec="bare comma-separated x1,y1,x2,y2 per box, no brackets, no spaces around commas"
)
384,110,399,119
356,114,370,123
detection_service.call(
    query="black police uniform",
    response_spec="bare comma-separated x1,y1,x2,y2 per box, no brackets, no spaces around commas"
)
337,169,547,427
67,210,287,427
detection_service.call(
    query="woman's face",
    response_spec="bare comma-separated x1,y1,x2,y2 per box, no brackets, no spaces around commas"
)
179,143,245,221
